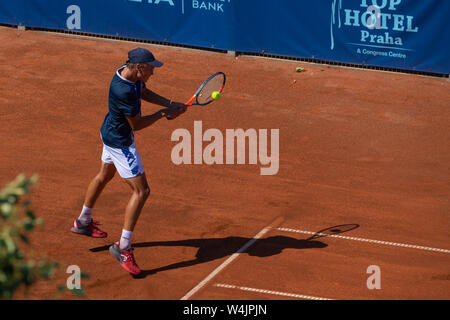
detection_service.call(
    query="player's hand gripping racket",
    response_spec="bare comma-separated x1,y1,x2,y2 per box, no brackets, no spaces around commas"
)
185,72,226,106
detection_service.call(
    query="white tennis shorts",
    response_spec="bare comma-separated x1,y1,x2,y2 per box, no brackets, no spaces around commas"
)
101,141,145,179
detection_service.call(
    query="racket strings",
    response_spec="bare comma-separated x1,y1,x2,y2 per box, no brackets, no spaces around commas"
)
197,74,224,104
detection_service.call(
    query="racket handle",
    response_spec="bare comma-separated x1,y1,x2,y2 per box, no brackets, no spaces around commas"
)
185,95,196,107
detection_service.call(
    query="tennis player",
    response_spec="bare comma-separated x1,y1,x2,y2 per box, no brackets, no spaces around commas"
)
71,48,186,275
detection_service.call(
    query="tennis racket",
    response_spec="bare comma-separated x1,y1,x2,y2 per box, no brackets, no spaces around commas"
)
185,72,226,106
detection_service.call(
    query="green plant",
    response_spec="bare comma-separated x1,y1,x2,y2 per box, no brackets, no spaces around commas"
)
0,174,59,299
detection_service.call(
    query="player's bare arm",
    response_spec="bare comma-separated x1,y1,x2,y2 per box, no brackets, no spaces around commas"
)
142,87,186,111
141,87,172,107
141,87,187,121
125,111,165,131
126,104,186,131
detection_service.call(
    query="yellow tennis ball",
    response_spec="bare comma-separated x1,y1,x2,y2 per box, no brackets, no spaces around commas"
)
212,91,221,100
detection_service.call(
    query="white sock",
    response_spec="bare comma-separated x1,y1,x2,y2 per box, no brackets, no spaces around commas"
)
119,229,133,250
78,205,92,225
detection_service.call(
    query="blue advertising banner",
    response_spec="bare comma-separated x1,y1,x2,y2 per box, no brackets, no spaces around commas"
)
0,0,448,74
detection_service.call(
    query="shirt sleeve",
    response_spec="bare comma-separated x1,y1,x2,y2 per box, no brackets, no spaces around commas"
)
117,88,140,117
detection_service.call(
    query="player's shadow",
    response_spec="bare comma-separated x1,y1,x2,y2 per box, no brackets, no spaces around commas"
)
90,235,328,279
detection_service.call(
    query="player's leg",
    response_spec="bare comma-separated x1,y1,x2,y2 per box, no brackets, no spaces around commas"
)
83,161,117,209
105,142,147,275
71,161,116,238
122,173,150,233
117,173,150,249
109,173,149,276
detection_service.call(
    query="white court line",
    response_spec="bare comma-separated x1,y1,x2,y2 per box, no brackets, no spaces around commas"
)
277,227,450,254
215,283,333,300
180,224,273,300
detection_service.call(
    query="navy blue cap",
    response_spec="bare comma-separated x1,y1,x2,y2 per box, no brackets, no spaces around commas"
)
127,48,163,67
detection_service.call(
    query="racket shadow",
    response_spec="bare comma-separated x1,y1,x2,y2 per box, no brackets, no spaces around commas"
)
90,235,327,279
305,224,360,241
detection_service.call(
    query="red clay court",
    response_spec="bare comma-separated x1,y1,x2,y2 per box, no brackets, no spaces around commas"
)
0,26,449,300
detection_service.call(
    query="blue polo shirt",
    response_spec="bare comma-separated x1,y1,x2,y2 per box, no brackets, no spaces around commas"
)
100,66,145,148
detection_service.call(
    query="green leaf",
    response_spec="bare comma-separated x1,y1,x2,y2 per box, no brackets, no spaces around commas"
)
7,195,18,205
4,237,16,254
70,288,86,297
1,203,13,217
25,211,36,220
58,285,67,292
19,233,29,243
23,221,34,231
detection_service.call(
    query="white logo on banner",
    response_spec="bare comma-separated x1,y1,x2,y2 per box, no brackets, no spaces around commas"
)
66,5,81,30
128,0,175,5
128,0,231,14
330,0,419,59
192,0,231,13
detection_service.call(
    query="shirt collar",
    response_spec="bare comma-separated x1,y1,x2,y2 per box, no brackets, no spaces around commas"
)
116,65,136,84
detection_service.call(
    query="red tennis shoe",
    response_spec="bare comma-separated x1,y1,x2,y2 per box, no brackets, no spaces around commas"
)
71,219,107,238
109,242,142,275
